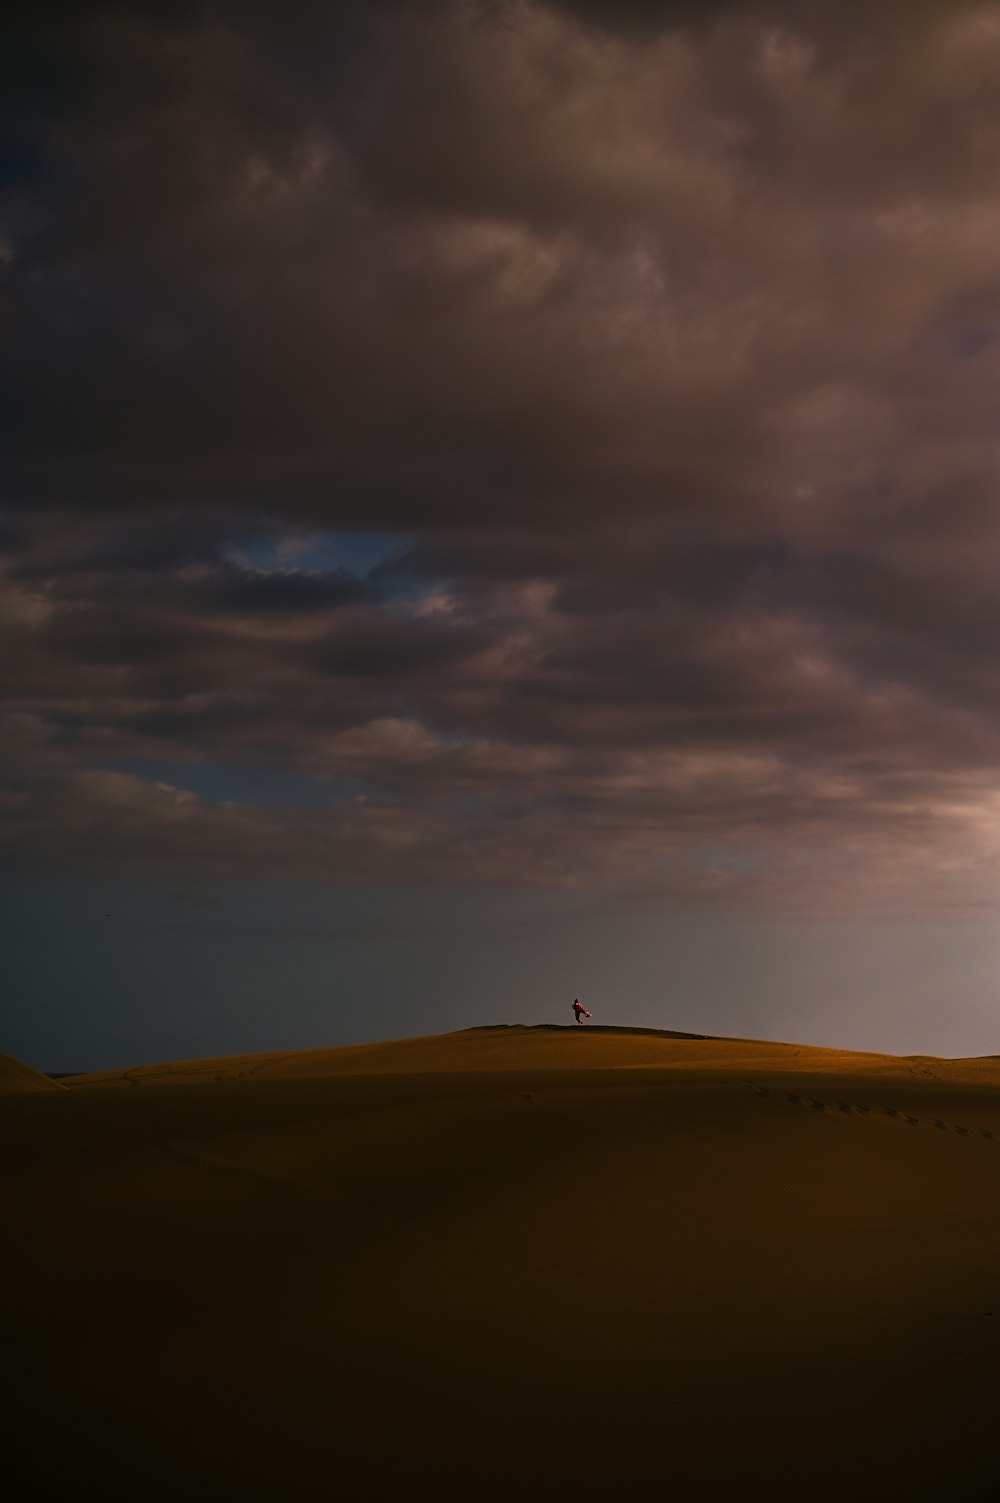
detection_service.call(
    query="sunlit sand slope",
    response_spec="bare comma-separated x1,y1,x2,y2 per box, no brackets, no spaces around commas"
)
6,1027,1000,1501
63,1021,993,1087
0,1049,65,1092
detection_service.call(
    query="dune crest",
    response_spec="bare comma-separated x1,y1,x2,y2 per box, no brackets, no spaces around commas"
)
64,1023,1000,1090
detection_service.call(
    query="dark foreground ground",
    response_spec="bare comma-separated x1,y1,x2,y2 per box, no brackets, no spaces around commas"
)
5,1026,1000,1501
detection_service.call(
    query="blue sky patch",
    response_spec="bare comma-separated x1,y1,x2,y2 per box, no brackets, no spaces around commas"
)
227,528,412,580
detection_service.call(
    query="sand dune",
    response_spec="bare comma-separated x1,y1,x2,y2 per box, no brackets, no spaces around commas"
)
62,1021,982,1088
5,1026,1000,1500
0,1048,66,1092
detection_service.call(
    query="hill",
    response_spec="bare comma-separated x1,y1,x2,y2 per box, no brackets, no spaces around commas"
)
62,1020,990,1088
0,1049,66,1093
5,1026,1000,1500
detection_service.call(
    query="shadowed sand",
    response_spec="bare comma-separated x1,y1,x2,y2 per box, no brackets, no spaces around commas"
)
5,1025,1000,1501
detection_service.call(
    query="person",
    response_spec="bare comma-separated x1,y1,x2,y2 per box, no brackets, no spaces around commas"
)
572,999,591,1026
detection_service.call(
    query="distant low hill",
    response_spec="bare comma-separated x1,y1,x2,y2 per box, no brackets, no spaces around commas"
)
0,1050,65,1093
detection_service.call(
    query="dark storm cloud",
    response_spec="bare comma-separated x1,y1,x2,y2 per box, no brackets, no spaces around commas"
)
202,567,370,614
4,0,1000,908
311,611,492,679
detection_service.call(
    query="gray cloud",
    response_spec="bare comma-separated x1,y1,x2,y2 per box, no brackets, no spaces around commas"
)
3,0,1000,909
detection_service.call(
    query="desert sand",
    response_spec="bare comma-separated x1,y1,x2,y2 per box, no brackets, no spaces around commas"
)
5,1023,1000,1501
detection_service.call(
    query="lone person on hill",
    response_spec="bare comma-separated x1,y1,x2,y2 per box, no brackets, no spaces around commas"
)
572,999,591,1026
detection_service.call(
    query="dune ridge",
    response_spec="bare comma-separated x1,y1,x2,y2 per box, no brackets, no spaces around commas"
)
5,1025,1000,1501
63,1022,1000,1091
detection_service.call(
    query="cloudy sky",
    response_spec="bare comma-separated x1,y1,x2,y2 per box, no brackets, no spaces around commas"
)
6,0,1000,1067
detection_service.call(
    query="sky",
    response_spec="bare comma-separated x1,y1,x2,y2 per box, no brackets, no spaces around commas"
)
5,0,1000,1068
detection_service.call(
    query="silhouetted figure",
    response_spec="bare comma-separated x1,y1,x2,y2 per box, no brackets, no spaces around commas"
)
572,999,591,1026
